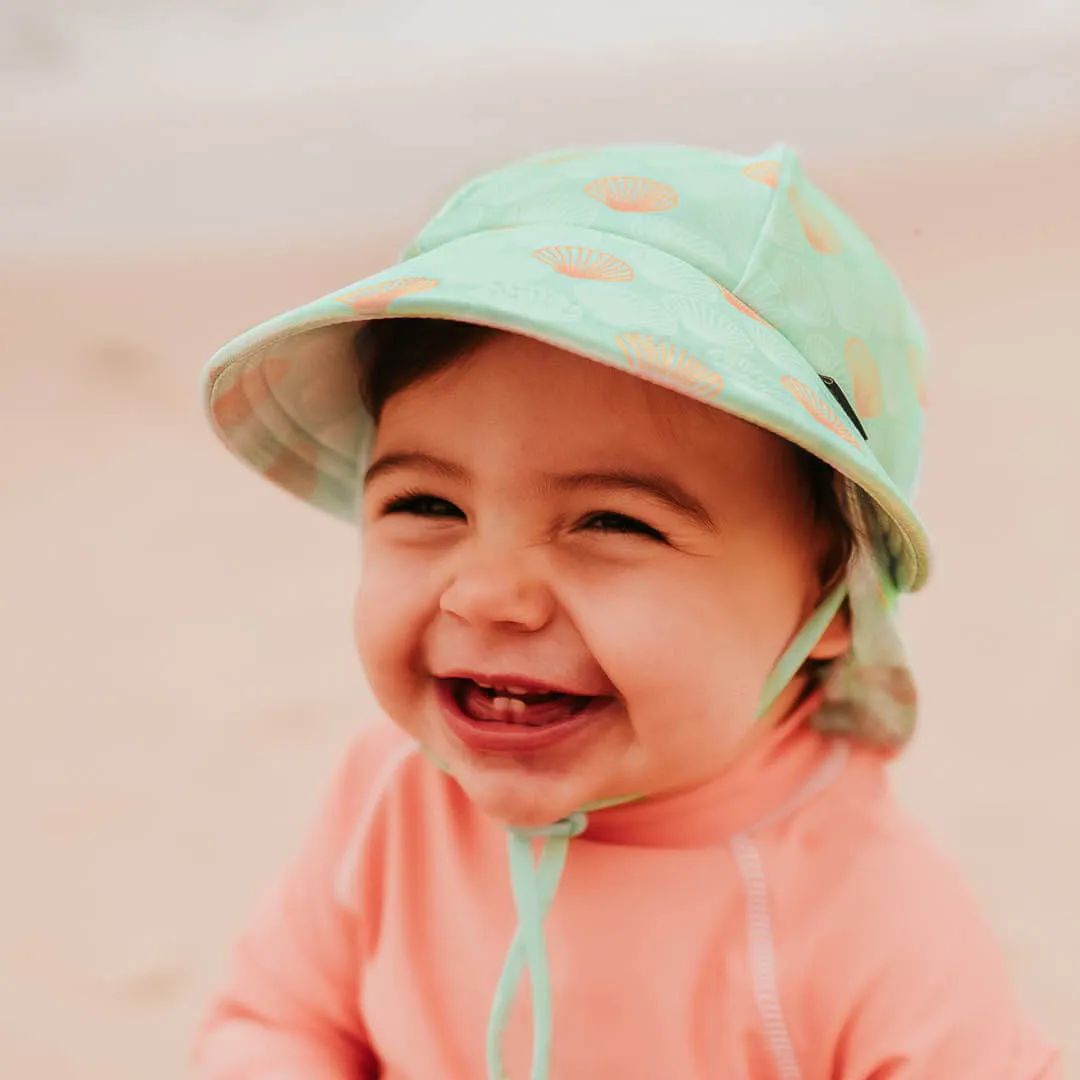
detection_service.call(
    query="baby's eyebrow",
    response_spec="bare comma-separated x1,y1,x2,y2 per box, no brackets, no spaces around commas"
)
546,471,718,531
364,451,468,487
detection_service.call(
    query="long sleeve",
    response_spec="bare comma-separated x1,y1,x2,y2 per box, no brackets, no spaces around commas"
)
192,731,396,1079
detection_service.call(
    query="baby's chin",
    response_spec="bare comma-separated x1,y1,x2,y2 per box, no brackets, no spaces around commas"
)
454,766,609,830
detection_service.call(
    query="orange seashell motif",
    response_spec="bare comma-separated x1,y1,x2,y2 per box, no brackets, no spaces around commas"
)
787,186,843,255
335,277,439,314
714,281,774,328
533,246,634,282
584,176,679,213
781,375,859,446
843,337,883,418
615,333,724,400
211,360,290,430
742,160,781,189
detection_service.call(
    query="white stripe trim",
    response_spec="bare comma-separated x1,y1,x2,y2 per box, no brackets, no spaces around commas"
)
333,739,418,909
731,832,804,1080
746,741,850,836
729,739,850,1079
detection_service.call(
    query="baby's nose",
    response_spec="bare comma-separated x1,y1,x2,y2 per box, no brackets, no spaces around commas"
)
438,548,555,632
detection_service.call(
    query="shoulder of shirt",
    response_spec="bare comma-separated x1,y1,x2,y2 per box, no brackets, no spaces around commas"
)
340,718,421,779
760,739,1007,983
759,745,1062,1074
326,721,467,912
331,719,430,822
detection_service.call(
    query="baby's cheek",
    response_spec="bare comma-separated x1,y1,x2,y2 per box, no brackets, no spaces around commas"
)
575,575,714,679
576,578,763,755
353,562,422,679
352,591,424,734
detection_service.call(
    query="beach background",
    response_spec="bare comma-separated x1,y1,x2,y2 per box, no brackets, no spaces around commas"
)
2,1,1078,1075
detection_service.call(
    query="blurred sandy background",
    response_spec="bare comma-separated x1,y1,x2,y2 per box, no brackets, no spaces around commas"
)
2,2,1078,1076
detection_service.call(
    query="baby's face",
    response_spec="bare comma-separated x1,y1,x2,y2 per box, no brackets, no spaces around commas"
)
356,334,843,826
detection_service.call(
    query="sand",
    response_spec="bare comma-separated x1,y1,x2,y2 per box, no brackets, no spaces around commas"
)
1,132,1077,1077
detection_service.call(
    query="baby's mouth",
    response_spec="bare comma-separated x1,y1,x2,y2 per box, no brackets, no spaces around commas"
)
447,677,597,727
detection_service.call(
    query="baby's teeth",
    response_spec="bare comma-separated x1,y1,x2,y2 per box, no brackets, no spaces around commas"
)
505,685,532,695
489,696,527,717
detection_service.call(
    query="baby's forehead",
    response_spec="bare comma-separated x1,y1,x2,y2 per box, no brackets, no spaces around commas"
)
381,389,796,501
391,331,742,430
371,332,809,510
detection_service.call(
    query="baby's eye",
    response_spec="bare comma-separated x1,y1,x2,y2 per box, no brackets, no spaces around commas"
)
577,511,667,542
382,493,465,519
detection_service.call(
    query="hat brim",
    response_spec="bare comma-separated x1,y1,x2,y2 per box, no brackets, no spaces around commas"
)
202,223,929,591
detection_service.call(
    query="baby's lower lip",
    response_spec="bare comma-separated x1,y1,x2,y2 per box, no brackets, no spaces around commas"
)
435,678,609,754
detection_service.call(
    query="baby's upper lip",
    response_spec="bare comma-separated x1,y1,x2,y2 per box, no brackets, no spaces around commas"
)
436,669,608,698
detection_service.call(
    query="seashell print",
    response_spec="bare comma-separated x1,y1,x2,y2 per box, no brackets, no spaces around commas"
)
335,277,439,313
262,355,291,382
630,239,719,301
781,375,859,446
733,270,785,327
210,376,252,430
508,191,600,229
714,281,774,328
584,176,678,213
587,290,677,336
663,294,756,355
874,291,906,340
263,441,319,500
704,200,760,263
787,186,843,255
843,337,884,418
907,344,928,406
742,160,781,188
769,249,831,328
475,282,584,324
210,360,289,430
615,332,724,400
533,245,634,282
742,319,801,373
621,212,728,277
710,346,784,398
296,353,365,429
801,331,843,374
820,259,873,338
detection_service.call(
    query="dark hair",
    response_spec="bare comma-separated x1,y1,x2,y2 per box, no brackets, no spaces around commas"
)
356,318,855,592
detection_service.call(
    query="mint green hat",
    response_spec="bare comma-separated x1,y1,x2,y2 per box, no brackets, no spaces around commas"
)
202,143,931,1079
203,142,929,745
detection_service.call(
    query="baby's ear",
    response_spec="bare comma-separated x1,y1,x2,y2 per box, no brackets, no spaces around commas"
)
809,598,852,661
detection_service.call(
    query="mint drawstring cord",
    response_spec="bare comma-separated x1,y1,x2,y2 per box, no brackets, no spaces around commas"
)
485,814,584,1080
478,583,849,1080
757,582,848,719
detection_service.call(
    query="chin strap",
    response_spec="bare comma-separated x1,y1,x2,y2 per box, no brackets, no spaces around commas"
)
486,813,583,1080
756,581,848,718
487,582,848,1079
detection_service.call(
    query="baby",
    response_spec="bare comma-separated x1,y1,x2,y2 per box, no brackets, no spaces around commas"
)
195,145,1061,1078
